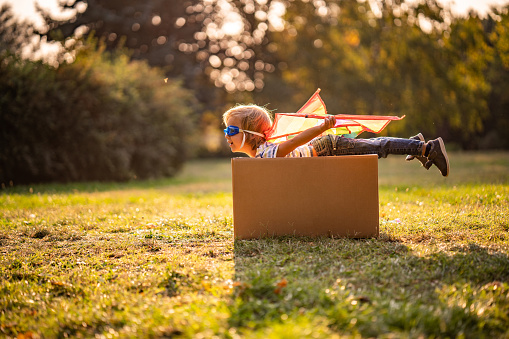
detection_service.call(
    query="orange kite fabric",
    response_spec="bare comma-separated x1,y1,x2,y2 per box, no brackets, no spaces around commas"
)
265,89,405,142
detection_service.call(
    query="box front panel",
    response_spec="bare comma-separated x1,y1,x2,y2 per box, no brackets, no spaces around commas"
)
232,155,379,239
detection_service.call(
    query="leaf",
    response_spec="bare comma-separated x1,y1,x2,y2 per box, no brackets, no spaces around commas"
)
274,278,288,294
17,332,35,339
276,278,288,288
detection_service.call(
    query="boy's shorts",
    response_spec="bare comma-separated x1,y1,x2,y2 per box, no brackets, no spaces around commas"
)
311,135,355,156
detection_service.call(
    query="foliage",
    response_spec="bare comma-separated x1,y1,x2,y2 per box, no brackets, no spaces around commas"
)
0,40,196,184
41,0,202,71
255,0,500,148
483,7,509,149
36,0,509,150
0,154,508,337
40,0,281,93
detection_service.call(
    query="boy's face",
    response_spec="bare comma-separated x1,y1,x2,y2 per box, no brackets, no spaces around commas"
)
225,116,251,155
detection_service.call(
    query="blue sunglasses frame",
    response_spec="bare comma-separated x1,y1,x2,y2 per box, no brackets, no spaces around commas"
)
224,125,266,138
224,125,241,136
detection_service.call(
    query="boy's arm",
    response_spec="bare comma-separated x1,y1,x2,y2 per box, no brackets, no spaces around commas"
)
276,116,336,157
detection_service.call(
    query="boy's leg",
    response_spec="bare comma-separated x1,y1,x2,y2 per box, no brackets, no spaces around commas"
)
312,135,425,158
405,133,429,168
311,135,449,176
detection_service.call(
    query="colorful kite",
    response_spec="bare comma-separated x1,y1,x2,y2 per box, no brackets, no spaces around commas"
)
265,89,404,142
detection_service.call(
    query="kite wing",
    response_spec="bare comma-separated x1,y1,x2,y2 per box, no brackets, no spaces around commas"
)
265,89,404,141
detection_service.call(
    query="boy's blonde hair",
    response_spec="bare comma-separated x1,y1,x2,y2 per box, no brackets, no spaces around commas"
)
223,105,273,150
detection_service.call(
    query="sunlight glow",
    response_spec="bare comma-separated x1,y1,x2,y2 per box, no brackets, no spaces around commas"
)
217,0,244,36
418,13,433,34
368,0,383,18
221,13,243,36
268,1,286,31
151,15,161,26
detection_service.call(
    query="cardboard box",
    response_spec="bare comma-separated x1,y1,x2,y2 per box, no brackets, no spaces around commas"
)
231,155,379,239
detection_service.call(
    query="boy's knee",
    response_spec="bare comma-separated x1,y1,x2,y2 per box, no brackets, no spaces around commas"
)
311,136,332,156
340,137,355,149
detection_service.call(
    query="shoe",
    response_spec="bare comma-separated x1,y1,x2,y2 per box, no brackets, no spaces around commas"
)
425,137,449,177
405,133,428,168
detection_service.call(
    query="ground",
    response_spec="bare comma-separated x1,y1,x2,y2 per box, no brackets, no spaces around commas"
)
1,152,508,338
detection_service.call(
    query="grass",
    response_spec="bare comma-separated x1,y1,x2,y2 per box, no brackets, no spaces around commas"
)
1,152,509,338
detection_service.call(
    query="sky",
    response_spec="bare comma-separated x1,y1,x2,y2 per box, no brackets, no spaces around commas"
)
1,0,77,28
2,0,509,27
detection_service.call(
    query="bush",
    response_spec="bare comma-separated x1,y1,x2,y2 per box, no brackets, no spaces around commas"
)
0,44,196,184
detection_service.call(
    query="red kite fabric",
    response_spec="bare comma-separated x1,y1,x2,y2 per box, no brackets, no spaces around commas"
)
265,89,404,142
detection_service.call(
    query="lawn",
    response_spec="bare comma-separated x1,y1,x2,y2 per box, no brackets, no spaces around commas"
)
1,152,508,338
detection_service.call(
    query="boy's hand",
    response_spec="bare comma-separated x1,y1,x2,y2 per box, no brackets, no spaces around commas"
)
322,115,336,131
276,115,336,157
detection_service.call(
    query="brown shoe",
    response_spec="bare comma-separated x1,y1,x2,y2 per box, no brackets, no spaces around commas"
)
405,133,428,168
425,137,450,177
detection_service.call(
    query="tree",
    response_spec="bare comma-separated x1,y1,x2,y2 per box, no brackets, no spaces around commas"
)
483,5,509,149
256,0,497,149
0,41,196,184
41,1,200,77
36,0,509,150
40,0,282,92
39,0,289,155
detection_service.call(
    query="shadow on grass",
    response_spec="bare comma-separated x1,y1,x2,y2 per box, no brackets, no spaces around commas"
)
230,236,509,337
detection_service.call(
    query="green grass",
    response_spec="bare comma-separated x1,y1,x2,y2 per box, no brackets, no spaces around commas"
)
1,152,509,338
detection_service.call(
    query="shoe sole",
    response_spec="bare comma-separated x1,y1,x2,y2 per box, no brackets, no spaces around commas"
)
437,137,450,177
406,133,425,161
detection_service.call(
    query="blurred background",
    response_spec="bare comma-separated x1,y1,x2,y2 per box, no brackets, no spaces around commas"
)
1,0,508,184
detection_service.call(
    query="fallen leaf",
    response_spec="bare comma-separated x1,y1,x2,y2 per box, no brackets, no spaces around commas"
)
17,332,35,339
274,278,288,294
276,278,288,288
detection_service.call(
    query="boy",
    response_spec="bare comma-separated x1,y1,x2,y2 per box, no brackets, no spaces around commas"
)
223,104,449,176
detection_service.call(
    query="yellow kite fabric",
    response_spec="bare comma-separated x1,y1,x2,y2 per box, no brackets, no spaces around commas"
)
265,89,404,141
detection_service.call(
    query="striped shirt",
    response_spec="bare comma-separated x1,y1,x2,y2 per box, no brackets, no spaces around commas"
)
255,142,315,158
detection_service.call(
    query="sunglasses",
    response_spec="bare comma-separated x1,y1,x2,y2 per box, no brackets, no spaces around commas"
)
224,125,242,136
224,126,265,137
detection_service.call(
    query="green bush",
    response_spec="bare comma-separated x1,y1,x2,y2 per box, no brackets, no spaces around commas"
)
0,45,196,184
